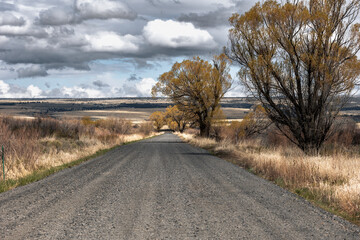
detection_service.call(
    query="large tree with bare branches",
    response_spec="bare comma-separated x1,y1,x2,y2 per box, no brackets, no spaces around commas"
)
227,0,360,154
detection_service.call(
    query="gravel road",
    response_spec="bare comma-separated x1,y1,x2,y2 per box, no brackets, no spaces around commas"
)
0,133,359,239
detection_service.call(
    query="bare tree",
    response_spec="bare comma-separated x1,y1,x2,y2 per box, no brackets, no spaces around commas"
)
227,0,360,154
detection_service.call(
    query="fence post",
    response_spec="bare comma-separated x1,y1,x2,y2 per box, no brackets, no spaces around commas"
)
2,146,4,181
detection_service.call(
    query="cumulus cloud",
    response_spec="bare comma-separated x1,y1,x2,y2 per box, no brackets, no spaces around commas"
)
135,78,156,96
0,0,253,97
0,80,10,94
0,13,25,26
0,80,43,98
0,24,47,38
116,78,156,97
143,19,216,48
17,65,48,78
84,32,140,52
61,85,104,98
27,85,43,97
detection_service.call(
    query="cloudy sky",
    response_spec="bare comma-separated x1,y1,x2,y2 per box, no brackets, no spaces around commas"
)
0,0,253,98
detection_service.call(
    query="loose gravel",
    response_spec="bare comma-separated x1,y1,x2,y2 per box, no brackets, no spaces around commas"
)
0,132,359,239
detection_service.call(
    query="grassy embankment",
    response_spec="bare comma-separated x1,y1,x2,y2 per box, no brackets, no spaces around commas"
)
178,130,360,225
0,116,155,193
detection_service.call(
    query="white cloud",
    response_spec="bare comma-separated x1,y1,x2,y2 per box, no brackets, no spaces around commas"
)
27,85,43,97
84,32,140,52
135,78,156,97
0,80,44,98
61,86,104,98
0,0,248,92
0,23,47,38
0,80,10,94
143,19,216,48
17,65,48,78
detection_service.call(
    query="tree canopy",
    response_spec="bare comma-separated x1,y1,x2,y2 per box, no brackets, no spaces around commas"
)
164,105,189,133
227,0,360,154
149,111,165,131
152,54,232,137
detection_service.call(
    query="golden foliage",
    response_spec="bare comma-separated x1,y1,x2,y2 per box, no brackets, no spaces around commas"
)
152,54,232,137
229,105,270,143
164,105,189,132
149,111,165,131
227,0,360,154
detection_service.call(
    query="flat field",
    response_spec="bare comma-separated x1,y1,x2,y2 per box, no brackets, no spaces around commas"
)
0,97,359,123
0,97,256,122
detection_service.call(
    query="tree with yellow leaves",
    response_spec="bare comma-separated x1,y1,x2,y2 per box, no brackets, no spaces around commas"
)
230,105,271,143
164,105,189,133
227,0,360,154
152,54,232,137
149,111,165,131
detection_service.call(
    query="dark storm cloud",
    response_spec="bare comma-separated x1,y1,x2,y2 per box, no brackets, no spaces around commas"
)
0,0,255,87
76,0,137,21
17,65,48,78
128,73,141,81
93,80,110,88
37,7,76,26
37,1,137,26
146,0,182,7
178,0,253,28
178,8,229,28
0,2,16,12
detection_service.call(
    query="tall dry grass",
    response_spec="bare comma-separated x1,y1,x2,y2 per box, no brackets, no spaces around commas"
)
179,130,360,222
0,116,155,180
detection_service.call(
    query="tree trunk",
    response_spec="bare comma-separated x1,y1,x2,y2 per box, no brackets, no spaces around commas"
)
300,142,319,155
179,122,186,133
199,121,210,137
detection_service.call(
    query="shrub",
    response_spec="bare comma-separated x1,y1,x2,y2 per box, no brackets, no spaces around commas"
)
138,122,153,136
95,118,132,135
150,111,165,131
81,116,95,126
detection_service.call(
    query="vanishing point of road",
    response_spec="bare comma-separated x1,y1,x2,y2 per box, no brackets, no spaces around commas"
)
0,133,359,239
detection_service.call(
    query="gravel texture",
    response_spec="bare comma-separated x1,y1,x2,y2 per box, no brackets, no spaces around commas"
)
0,132,359,239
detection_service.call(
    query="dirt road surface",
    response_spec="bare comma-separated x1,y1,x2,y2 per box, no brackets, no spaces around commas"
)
0,133,359,239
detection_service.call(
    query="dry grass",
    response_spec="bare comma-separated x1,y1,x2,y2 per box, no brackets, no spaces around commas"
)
178,132,360,222
0,116,157,180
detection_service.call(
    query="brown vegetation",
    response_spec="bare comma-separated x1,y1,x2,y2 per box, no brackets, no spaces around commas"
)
149,111,166,131
152,54,232,137
178,118,360,223
0,116,155,180
227,0,360,154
